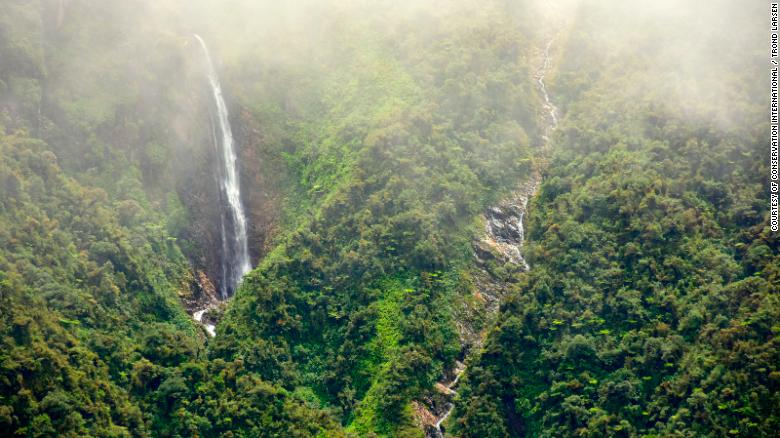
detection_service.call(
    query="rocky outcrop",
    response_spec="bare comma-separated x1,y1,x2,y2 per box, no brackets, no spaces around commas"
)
477,174,540,275
180,270,220,313
416,171,540,437
178,270,223,336
174,100,281,297
235,107,283,262
416,361,467,438
416,30,558,435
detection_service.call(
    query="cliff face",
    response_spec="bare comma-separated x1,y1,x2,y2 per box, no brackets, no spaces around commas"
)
163,73,282,298
173,110,282,298
236,107,283,263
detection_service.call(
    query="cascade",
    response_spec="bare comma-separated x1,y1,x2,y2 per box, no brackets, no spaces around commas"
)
194,35,252,299
427,37,558,437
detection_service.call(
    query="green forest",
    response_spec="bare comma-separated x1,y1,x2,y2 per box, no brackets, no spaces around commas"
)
0,0,775,437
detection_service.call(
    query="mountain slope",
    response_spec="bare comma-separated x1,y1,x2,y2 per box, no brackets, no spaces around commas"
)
452,2,778,437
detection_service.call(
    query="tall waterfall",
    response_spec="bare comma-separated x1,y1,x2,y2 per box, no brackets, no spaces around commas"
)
194,35,251,298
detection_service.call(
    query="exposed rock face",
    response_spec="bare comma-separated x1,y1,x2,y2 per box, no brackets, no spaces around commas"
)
476,173,540,278
416,361,467,438
174,101,281,297
235,107,283,262
165,51,283,330
178,128,232,295
157,43,282,299
416,28,557,433
196,271,220,305
181,270,220,314
178,270,222,336
487,204,524,243
174,104,282,334
161,61,235,297
195,34,252,299
416,172,540,437
412,401,438,430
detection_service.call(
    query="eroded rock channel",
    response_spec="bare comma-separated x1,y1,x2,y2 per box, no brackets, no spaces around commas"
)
418,35,559,437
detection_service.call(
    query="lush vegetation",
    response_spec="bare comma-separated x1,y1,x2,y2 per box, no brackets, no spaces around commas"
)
452,2,778,437
1,0,541,436
0,1,342,436
1,0,775,437
213,2,541,434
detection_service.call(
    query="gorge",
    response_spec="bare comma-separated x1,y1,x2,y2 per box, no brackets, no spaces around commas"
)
424,35,559,438
184,34,254,336
0,1,773,437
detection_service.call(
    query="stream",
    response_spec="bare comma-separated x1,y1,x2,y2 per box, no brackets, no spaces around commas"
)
425,36,559,438
193,307,216,337
537,39,560,137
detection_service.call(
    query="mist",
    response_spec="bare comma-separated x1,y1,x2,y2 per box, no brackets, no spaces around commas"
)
0,1,773,436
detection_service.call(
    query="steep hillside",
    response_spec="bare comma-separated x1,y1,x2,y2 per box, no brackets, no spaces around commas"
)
0,0,545,436
211,1,544,434
452,2,779,437
1,1,775,437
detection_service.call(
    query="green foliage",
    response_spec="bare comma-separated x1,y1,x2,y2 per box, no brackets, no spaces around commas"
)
0,125,342,437
1,0,539,435
208,3,538,435
3,1,772,437
453,3,778,437
0,129,192,435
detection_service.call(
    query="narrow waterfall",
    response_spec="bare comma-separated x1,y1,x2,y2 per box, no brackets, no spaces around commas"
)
537,39,559,139
194,35,252,299
425,37,558,438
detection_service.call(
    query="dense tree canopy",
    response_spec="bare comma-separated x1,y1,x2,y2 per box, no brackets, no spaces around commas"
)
0,0,774,437
452,2,778,437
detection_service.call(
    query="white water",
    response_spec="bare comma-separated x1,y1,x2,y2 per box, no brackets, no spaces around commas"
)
484,189,533,272
430,362,466,438
193,308,216,337
428,37,558,438
537,39,559,138
194,35,252,299
433,404,453,432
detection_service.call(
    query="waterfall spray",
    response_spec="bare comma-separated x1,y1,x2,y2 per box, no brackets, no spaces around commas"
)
194,35,251,298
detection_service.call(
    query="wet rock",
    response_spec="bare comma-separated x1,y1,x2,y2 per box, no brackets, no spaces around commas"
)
180,270,223,337
417,174,541,436
417,32,557,436
473,239,499,264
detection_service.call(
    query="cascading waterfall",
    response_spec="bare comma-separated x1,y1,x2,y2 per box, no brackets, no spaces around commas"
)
194,35,252,299
537,39,559,138
425,37,558,438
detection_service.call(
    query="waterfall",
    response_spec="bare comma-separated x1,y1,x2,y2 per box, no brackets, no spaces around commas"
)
425,37,558,438
537,39,559,139
194,35,252,298
193,308,216,337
